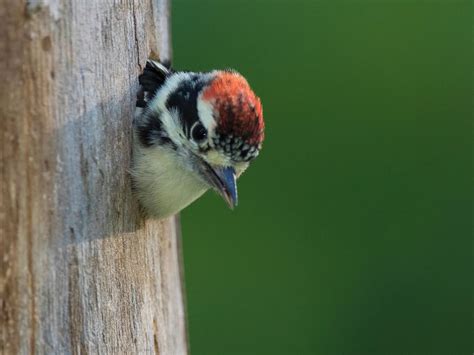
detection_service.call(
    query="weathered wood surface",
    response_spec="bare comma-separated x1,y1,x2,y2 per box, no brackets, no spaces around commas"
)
0,0,188,354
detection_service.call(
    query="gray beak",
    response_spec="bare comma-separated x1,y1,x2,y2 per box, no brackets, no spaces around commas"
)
200,163,238,209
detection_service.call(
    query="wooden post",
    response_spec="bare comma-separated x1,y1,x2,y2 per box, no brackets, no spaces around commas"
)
0,0,188,353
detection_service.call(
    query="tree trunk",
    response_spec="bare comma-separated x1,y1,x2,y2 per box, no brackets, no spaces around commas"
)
0,1,188,353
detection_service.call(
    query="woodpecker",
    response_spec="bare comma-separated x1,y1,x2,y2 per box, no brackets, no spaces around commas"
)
132,60,264,219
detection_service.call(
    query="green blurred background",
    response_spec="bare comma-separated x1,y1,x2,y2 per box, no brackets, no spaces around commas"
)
172,1,472,354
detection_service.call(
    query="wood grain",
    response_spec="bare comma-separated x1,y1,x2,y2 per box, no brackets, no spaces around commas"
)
0,0,187,353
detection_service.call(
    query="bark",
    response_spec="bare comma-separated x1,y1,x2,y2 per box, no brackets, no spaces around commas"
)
0,0,187,353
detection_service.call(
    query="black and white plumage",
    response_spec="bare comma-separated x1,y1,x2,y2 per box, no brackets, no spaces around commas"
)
132,60,264,219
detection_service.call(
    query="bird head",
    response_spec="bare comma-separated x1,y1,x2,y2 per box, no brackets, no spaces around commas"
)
182,71,264,208
137,66,264,211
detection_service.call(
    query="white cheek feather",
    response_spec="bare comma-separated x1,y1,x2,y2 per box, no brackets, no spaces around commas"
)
161,108,188,147
132,138,209,219
145,73,191,147
197,93,216,132
234,161,250,178
133,72,213,218
204,150,231,167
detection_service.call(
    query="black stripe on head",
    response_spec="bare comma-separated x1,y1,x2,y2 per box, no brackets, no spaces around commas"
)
136,110,177,150
165,74,210,138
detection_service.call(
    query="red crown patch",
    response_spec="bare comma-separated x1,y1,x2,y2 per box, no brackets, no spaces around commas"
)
202,72,264,146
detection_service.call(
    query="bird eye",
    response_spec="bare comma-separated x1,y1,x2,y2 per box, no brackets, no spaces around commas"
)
191,122,207,143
